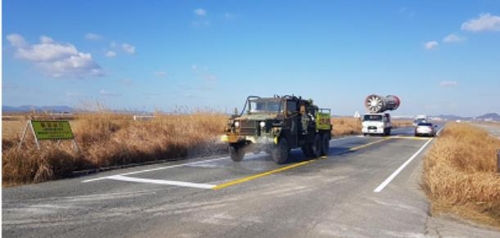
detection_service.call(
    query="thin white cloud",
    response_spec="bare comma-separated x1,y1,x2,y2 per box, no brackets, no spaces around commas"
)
202,73,217,82
399,7,416,18
443,34,466,43
66,92,86,97
142,92,162,97
194,8,207,16
85,33,103,40
424,41,439,50
99,89,121,96
40,36,54,44
119,78,133,85
222,12,237,20
6,34,103,78
122,43,135,54
155,71,167,77
6,34,27,48
461,13,500,32
440,81,458,87
191,64,218,91
106,51,117,57
192,20,210,26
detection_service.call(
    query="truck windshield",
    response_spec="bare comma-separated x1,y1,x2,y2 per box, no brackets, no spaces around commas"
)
249,100,282,113
363,114,383,121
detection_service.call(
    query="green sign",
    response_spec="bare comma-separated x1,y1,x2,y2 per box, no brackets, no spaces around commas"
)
31,120,74,140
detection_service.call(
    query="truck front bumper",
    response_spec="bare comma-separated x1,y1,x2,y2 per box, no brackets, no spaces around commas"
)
362,127,385,134
221,134,277,144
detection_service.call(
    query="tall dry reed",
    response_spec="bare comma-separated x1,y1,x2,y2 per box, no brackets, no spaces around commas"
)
2,111,227,185
422,122,500,226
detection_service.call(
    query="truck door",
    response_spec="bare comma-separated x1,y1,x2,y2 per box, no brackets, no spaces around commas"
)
286,100,299,148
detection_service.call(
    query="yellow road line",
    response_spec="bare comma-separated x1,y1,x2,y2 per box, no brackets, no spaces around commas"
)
349,138,391,151
213,135,425,190
393,136,431,141
213,160,314,190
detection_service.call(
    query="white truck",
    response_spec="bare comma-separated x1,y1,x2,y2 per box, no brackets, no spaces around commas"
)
361,94,401,136
362,112,392,136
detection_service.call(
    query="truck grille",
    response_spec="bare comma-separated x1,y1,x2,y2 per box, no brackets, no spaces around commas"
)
368,126,377,130
238,120,257,136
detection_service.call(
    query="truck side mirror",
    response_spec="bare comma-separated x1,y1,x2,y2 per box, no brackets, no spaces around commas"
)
234,107,238,115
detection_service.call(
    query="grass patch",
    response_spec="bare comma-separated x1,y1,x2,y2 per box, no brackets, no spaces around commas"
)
422,122,500,227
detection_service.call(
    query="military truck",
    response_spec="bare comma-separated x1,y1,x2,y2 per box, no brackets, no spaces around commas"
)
221,95,332,164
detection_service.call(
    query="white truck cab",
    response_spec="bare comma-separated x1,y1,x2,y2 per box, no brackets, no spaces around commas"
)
362,113,392,136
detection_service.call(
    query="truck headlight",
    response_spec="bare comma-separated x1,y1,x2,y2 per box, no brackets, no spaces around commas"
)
260,121,266,127
234,121,240,128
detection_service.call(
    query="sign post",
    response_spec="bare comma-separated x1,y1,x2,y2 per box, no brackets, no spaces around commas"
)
19,120,78,151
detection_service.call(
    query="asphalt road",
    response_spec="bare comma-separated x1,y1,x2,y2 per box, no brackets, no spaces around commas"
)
3,124,500,238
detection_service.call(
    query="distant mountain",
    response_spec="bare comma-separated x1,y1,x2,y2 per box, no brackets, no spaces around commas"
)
3,105,74,113
433,114,472,121
431,113,500,121
476,113,500,121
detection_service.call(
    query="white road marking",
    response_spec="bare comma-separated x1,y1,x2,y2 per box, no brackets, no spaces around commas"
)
107,175,216,189
373,138,433,193
373,127,444,193
82,157,228,183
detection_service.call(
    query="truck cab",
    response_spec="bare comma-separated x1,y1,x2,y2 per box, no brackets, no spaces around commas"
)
362,113,392,136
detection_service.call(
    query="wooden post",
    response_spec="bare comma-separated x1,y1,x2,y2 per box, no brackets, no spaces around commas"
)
497,149,500,173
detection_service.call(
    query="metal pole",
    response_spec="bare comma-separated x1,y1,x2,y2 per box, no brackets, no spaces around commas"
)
29,121,40,149
18,121,30,149
497,149,500,173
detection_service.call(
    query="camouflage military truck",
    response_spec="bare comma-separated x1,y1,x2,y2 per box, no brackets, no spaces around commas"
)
221,95,332,164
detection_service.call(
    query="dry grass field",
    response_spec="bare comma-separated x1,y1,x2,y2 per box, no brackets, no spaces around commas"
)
2,112,412,186
422,122,500,227
2,111,228,186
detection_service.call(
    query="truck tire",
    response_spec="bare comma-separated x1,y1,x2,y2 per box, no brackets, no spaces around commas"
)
384,128,391,136
320,134,330,156
272,138,289,164
229,145,244,162
312,134,321,158
302,145,312,158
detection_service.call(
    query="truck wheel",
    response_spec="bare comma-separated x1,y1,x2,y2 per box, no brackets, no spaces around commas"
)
302,145,313,158
385,128,391,136
229,145,244,162
302,143,316,159
320,134,330,156
272,138,289,164
311,134,321,158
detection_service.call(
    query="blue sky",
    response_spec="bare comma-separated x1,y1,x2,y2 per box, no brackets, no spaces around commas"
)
2,0,500,117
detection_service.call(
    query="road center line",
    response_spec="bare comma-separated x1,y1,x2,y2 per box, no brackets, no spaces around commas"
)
107,175,216,189
349,138,391,151
373,138,434,193
213,160,313,190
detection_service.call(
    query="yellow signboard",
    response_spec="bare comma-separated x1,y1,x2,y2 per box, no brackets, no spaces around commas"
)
31,120,74,140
